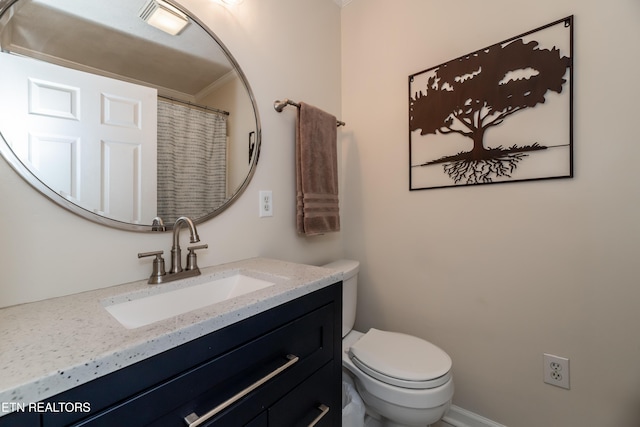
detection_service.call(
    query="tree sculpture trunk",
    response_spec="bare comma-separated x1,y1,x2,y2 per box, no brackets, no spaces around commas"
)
471,128,486,160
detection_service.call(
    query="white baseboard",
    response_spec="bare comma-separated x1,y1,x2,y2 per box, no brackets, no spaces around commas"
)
442,405,507,427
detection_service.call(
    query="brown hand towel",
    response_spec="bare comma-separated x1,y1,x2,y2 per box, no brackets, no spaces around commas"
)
296,102,340,236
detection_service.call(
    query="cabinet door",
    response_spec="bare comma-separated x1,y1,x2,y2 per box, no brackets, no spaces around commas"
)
268,363,335,427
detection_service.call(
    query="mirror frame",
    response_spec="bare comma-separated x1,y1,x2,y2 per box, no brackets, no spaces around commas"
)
0,0,261,232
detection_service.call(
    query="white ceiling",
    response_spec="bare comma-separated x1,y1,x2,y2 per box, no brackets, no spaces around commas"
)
3,0,234,98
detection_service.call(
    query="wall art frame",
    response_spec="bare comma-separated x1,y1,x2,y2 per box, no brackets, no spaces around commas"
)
409,16,573,190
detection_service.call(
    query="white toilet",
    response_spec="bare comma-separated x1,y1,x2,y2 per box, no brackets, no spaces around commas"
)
324,259,454,427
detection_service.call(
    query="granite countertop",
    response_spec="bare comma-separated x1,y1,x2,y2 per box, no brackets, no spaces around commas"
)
0,258,341,415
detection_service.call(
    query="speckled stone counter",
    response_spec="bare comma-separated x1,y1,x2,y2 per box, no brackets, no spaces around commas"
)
0,258,341,416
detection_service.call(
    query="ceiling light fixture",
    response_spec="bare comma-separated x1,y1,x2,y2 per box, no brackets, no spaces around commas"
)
139,0,189,36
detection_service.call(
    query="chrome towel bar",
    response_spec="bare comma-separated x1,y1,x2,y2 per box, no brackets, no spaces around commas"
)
274,99,345,127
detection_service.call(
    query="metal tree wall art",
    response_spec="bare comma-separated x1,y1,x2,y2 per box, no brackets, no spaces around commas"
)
409,16,573,190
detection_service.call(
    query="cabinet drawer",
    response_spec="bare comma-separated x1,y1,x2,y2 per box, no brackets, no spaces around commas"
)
268,362,335,427
74,304,334,426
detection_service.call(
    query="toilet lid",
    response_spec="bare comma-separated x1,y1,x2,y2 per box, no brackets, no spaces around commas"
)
349,329,452,389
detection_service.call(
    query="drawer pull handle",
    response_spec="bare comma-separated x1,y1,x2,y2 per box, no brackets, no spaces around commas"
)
308,404,330,427
183,354,299,427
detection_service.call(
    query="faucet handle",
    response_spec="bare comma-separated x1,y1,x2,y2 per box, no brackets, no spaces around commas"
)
138,251,166,284
186,244,208,271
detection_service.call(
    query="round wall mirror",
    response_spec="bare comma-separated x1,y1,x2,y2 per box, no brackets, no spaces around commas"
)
0,0,261,231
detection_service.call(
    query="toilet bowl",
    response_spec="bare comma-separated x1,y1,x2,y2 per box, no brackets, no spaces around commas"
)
343,329,453,426
324,260,454,427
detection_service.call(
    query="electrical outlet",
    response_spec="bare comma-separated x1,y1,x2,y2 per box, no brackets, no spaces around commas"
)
259,191,273,217
543,353,570,389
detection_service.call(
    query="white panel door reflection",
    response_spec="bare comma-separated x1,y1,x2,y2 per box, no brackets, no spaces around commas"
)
0,53,157,224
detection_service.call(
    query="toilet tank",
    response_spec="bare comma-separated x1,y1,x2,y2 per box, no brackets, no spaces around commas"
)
322,259,359,337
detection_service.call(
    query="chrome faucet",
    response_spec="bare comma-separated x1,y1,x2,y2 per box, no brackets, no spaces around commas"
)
170,216,200,274
151,216,166,232
138,216,208,284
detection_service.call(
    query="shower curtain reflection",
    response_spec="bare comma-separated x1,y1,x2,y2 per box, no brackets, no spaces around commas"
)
157,99,228,223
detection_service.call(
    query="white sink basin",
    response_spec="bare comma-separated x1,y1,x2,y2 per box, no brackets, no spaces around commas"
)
104,273,275,329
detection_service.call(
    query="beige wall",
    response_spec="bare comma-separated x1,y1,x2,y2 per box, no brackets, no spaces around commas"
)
4,0,640,425
0,0,344,307
341,0,640,426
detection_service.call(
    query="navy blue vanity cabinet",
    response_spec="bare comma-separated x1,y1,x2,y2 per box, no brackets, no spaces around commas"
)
35,282,341,427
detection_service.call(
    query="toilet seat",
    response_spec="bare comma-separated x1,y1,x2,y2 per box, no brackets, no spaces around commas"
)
349,329,452,389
